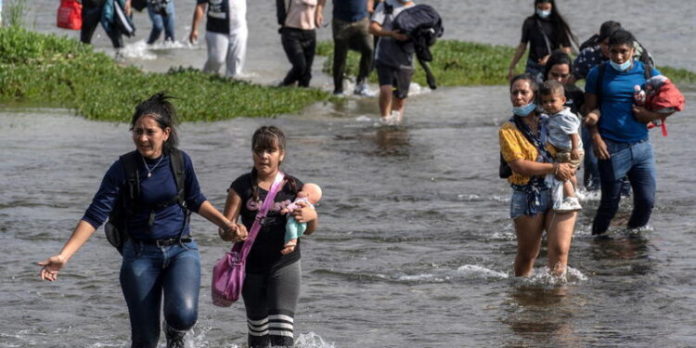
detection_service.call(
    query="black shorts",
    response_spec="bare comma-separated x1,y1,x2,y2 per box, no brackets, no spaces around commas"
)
376,62,413,99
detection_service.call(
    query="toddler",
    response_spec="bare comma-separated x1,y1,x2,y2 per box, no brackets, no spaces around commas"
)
281,183,322,255
540,81,584,212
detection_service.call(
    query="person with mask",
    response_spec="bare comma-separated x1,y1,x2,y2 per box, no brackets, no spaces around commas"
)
584,29,671,237
508,0,578,83
499,74,578,277
316,0,375,96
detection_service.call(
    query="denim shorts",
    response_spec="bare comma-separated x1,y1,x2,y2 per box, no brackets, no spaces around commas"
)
510,189,552,219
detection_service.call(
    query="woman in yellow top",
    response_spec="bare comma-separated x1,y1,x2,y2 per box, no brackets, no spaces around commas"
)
499,74,578,277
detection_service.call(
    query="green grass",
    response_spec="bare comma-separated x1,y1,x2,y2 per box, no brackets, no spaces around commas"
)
317,40,696,87
0,27,331,122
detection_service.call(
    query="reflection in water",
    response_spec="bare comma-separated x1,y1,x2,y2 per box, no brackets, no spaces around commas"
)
590,233,654,276
374,127,410,156
503,285,585,348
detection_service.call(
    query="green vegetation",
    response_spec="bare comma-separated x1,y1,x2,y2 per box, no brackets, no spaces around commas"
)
0,27,331,122
317,40,696,86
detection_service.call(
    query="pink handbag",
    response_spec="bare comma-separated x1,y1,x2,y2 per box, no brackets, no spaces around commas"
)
212,172,285,307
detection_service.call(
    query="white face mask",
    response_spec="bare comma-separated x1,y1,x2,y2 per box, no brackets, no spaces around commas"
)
536,9,551,19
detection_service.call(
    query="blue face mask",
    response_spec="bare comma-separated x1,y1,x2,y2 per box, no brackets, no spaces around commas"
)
513,103,537,117
610,59,633,72
536,9,551,19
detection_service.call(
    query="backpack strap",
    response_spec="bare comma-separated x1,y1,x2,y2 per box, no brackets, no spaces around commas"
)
169,148,187,208
119,151,141,213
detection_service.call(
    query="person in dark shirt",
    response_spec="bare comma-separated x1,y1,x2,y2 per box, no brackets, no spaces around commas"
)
81,0,131,52
38,93,241,348
221,126,318,347
316,0,375,95
508,0,578,83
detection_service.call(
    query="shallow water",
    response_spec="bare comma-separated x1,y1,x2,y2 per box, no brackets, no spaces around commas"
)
2,1,696,347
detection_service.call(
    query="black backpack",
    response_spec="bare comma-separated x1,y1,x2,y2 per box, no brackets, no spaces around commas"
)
104,148,188,254
392,4,444,89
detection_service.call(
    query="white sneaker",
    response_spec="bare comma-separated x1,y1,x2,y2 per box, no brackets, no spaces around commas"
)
353,82,375,97
555,196,582,212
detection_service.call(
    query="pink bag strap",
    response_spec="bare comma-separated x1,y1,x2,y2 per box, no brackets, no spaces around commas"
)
237,172,285,259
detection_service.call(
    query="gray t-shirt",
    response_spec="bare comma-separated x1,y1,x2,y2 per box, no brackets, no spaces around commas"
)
546,107,582,151
372,0,415,69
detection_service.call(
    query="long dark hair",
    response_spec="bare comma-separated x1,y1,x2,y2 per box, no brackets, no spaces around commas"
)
534,0,578,50
249,126,298,202
130,92,179,153
543,49,573,81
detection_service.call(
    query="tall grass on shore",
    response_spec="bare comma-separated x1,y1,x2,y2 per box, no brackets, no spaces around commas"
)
0,27,330,122
316,40,696,87
2,0,26,28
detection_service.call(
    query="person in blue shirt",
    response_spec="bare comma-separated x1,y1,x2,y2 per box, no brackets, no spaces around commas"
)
584,29,672,236
38,93,243,348
316,0,375,96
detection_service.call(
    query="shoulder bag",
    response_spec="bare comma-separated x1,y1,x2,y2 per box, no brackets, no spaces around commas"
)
212,172,285,307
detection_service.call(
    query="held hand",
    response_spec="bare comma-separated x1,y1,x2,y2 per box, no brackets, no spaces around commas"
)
280,239,298,255
218,222,246,242
292,201,317,223
592,134,611,160
38,255,67,282
538,54,550,65
570,148,581,161
554,163,575,181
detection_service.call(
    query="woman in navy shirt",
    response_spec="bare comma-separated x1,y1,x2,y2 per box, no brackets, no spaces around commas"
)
38,93,243,348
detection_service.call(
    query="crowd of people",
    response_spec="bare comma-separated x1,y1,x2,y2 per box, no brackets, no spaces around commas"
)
502,0,681,278
35,0,685,347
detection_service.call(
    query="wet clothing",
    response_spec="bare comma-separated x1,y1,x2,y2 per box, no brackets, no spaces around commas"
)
277,0,317,87
243,260,301,347
199,0,248,77
82,151,206,241
585,60,660,235
81,149,206,347
80,0,124,48
376,61,413,99
146,0,175,44
372,0,415,69
331,15,374,94
120,239,201,348
585,61,661,143
280,27,316,87
230,173,304,347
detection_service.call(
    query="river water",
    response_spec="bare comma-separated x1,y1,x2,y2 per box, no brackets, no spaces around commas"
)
2,1,696,347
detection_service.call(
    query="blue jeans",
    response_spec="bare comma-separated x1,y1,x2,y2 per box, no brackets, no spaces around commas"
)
146,1,176,44
120,239,200,348
581,125,600,191
592,139,656,235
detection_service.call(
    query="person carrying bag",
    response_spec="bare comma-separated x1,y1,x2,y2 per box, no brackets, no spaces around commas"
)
212,171,285,307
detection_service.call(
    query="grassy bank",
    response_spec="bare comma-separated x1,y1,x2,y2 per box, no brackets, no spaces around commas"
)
0,27,330,122
316,40,696,87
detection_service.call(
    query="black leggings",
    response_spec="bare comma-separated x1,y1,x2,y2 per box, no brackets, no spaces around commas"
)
81,2,124,48
280,28,316,87
242,261,301,348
